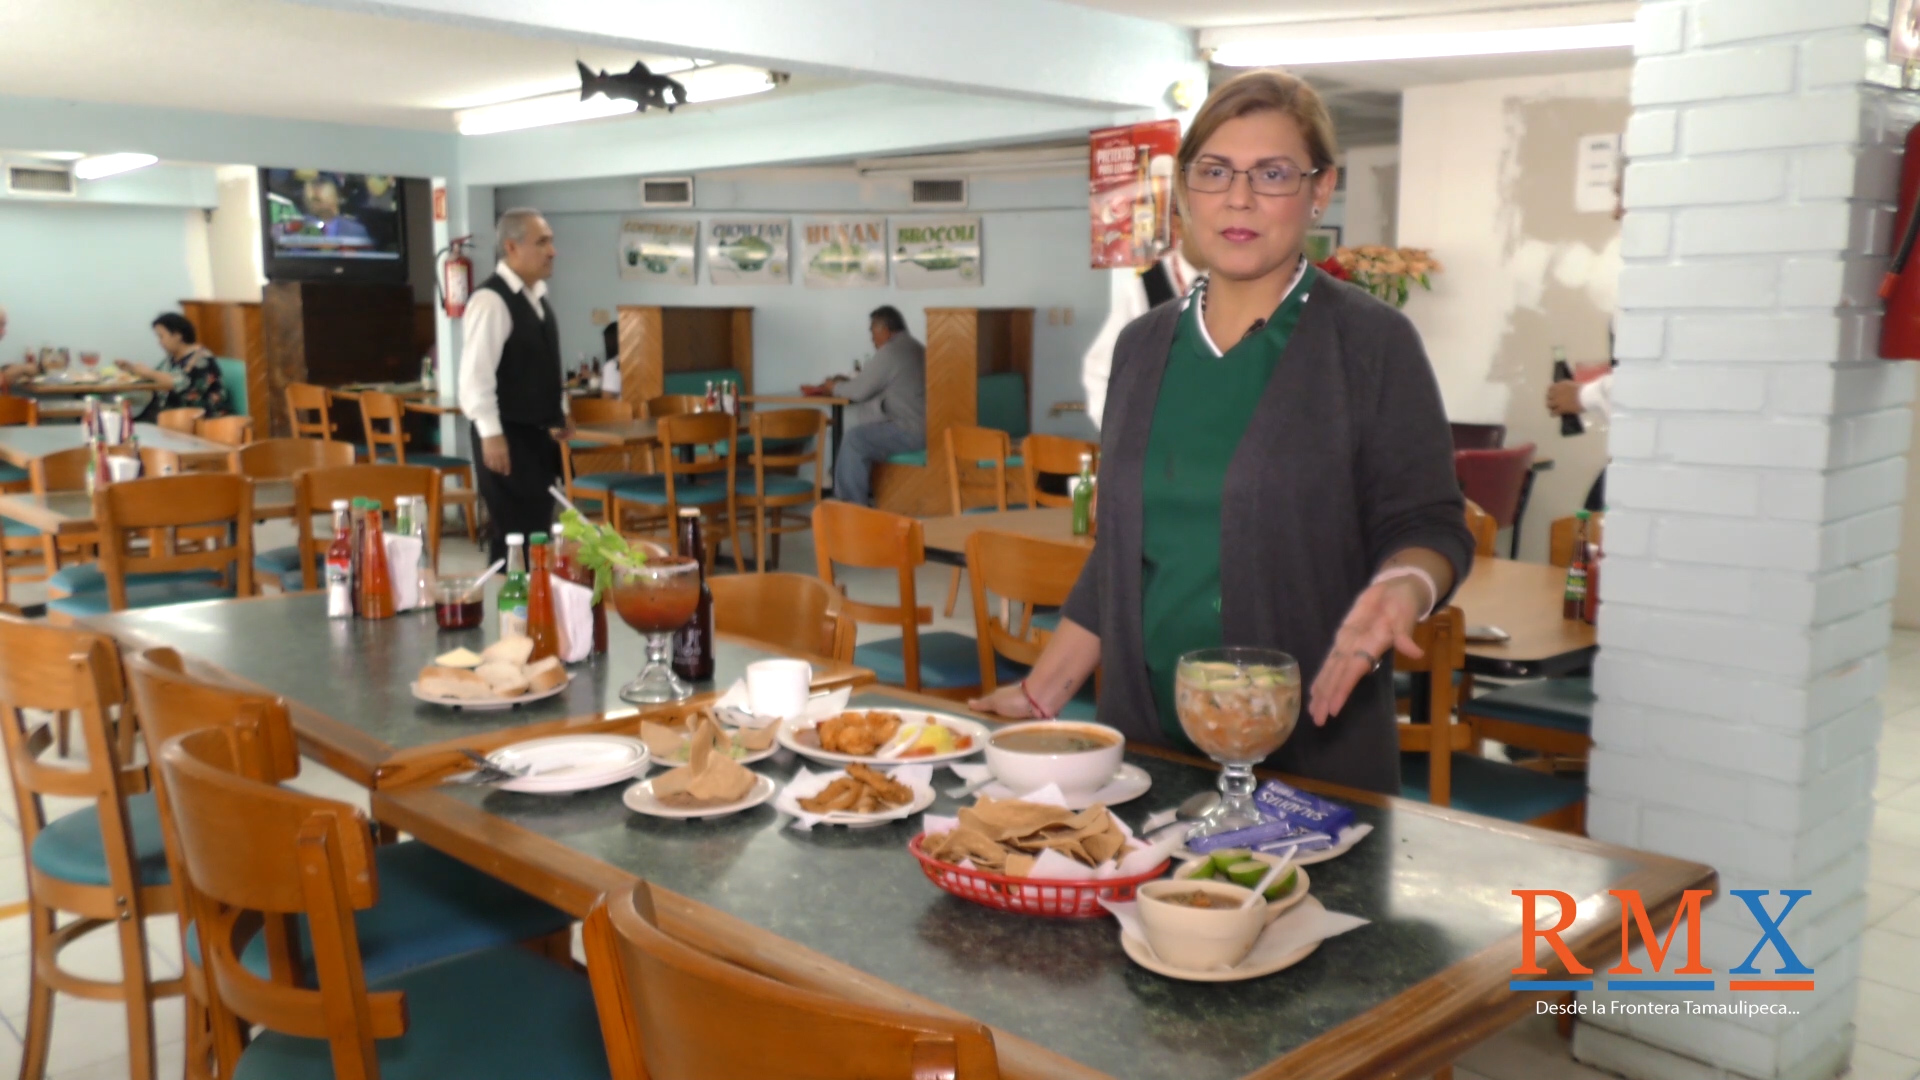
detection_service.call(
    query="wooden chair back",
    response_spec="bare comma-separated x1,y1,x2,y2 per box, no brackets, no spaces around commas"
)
96,474,253,610
157,408,205,434
710,573,852,663
1395,606,1467,807
195,415,253,447
745,408,824,490
159,723,405,1078
945,426,1013,515
1463,500,1498,558
654,412,739,525
1021,434,1096,510
29,446,97,575
292,465,442,589
813,501,934,690
357,391,409,464
229,438,357,480
1549,513,1605,568
571,397,632,425
585,881,1000,1080
0,396,40,425
964,530,1091,690
285,383,333,441
645,395,704,420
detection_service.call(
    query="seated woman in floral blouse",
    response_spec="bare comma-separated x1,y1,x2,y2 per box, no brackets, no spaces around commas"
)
128,312,233,421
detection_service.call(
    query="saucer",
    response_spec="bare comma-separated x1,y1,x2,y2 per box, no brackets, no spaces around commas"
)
978,763,1151,810
622,774,777,819
1120,895,1327,983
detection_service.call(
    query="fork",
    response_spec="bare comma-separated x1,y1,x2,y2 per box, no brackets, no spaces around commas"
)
450,749,529,785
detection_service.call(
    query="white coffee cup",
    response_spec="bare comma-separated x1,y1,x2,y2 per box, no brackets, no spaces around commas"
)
746,658,813,719
106,456,142,483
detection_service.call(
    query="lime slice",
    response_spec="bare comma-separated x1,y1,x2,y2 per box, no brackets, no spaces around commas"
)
1206,849,1252,876
1226,860,1268,888
1266,867,1298,900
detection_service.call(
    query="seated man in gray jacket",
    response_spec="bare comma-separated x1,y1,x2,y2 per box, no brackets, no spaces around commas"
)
828,306,926,506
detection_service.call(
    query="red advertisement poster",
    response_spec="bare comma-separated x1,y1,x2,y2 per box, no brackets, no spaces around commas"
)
1089,119,1180,269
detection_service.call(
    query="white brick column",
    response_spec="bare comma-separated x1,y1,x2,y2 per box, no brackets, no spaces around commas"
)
1577,3,1914,1079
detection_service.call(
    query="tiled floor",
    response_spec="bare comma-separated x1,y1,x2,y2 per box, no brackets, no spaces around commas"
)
3,522,1920,1079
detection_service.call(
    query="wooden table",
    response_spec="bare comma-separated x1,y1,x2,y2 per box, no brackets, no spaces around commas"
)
373,684,1713,1080
0,423,231,469
14,375,168,397
918,508,1596,677
326,382,434,402
0,478,297,534
84,591,873,789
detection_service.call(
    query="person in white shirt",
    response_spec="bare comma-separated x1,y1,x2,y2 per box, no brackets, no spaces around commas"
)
458,208,571,563
1081,213,1199,428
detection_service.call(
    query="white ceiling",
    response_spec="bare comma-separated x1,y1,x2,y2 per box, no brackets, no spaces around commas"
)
1063,0,1611,28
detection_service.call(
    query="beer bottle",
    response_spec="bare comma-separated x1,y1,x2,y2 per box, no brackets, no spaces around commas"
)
1071,452,1096,536
1563,510,1591,621
499,534,529,638
671,508,716,682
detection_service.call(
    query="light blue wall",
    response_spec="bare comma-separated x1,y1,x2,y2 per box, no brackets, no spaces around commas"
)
497,169,1110,439
0,163,218,209
0,201,201,367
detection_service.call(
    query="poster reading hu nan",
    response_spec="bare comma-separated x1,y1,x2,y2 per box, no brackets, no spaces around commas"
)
707,218,790,285
800,218,887,288
891,217,982,290
618,218,698,285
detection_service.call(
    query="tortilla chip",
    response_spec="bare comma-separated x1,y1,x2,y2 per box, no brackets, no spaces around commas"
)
652,716,755,807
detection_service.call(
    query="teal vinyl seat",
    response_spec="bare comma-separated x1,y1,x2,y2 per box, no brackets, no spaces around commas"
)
231,945,609,1080
215,358,248,418
609,476,731,507
252,544,313,592
570,471,654,495
885,449,928,467
49,563,223,597
1460,676,1595,738
662,369,740,398
854,631,994,691
0,464,28,486
1398,752,1586,825
735,474,814,499
976,372,1030,440
31,792,170,887
46,579,234,618
4,518,38,539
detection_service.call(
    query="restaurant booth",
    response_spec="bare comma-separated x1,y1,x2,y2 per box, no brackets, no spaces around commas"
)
873,305,1033,516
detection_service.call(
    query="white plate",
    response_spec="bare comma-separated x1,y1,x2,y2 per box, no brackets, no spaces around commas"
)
622,773,778,819
978,763,1152,810
776,778,937,828
487,735,650,794
647,739,779,771
1175,823,1369,866
1119,896,1327,983
777,708,988,767
410,674,571,712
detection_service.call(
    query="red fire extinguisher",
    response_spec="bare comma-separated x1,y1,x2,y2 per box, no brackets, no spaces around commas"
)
1878,123,1920,358
438,236,474,319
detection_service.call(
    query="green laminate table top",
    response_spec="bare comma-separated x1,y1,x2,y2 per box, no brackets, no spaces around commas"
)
0,423,229,467
84,591,871,786
375,688,1715,1080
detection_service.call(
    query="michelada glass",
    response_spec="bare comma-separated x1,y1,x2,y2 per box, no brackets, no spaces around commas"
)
608,556,700,703
1175,647,1301,842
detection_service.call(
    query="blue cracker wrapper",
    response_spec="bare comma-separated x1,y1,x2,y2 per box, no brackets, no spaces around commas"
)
1254,779,1355,836
1184,816,1302,854
1255,830,1334,854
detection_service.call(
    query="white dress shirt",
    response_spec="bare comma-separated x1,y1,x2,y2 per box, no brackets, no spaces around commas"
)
1578,373,1613,420
458,261,566,439
1082,250,1197,428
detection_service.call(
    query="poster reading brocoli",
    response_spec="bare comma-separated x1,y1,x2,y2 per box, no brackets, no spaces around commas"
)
890,217,981,290
619,218,698,285
707,218,790,285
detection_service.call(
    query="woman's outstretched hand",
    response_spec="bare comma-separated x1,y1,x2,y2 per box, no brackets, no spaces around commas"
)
968,682,1039,719
1308,576,1428,727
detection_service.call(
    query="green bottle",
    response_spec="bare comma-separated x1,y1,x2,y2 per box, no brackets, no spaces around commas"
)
498,533,529,639
1071,452,1095,536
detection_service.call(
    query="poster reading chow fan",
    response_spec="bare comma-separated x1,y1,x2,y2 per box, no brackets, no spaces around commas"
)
706,218,790,285
890,217,981,290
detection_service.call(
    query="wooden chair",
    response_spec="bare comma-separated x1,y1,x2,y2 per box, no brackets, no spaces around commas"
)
156,723,608,1080
737,408,825,573
157,407,205,434
1464,500,1498,558
229,437,358,480
940,425,1020,619
1,399,48,592
608,412,745,574
1021,433,1096,510
284,383,336,442
644,394,704,419
0,394,38,490
123,648,578,1080
45,473,252,621
272,464,442,593
813,501,981,696
585,880,1000,1080
1548,512,1605,568
563,400,651,524
965,529,1096,718
359,391,479,544
28,446,100,596
194,415,253,447
710,572,854,663
1396,606,1585,832
0,616,183,1080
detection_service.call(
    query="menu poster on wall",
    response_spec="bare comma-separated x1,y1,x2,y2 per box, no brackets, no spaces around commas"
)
890,217,982,290
1089,118,1180,269
618,218,698,285
800,217,887,288
706,218,790,285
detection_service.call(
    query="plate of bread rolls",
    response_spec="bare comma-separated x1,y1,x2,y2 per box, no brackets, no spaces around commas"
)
412,636,571,711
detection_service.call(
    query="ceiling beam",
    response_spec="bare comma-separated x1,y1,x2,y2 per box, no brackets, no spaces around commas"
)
287,0,1199,111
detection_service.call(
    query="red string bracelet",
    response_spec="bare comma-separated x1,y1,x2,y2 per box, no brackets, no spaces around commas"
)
1019,680,1055,720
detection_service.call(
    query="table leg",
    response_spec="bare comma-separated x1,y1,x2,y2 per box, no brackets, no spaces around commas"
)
824,403,844,496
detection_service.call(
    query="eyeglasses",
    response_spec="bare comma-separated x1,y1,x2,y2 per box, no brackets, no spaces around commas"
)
1185,161,1322,197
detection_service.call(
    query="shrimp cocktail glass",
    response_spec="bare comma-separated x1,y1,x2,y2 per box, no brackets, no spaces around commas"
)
609,557,701,703
1175,647,1301,842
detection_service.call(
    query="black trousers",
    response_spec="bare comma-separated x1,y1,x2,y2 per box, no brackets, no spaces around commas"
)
473,421,561,565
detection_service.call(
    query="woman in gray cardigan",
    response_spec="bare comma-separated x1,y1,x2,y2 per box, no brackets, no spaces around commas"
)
971,71,1473,795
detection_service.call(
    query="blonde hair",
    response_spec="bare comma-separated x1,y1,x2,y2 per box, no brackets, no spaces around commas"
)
1176,70,1340,210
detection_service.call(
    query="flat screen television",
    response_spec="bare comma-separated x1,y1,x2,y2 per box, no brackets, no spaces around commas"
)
260,168,408,282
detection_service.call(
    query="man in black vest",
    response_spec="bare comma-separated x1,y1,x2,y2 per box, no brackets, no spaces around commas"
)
458,207,570,563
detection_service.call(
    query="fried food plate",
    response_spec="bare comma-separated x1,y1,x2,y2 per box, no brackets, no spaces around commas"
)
777,708,989,767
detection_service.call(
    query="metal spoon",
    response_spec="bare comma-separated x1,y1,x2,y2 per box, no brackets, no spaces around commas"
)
1177,791,1220,820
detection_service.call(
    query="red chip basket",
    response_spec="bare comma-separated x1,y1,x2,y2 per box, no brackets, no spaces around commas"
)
909,833,1171,919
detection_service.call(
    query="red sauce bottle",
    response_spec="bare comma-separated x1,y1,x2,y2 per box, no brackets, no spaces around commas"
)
526,532,560,663
358,505,395,620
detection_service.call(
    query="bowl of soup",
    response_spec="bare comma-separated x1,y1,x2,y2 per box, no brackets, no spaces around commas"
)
1136,879,1266,971
984,721,1125,801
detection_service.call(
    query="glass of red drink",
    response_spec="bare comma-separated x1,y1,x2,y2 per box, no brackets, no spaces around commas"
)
608,556,700,703
433,576,484,630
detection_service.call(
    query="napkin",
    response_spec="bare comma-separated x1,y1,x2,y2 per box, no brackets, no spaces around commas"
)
550,574,594,664
946,762,994,797
778,763,934,830
715,683,851,730
383,534,424,611
1100,895,1371,973
650,716,756,807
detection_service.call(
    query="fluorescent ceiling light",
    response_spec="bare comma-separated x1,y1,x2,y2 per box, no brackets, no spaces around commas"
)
456,65,776,136
1209,22,1636,67
72,153,158,180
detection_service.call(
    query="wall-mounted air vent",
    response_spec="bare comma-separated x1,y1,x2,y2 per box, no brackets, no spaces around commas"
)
911,178,968,208
6,166,76,197
640,177,693,207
